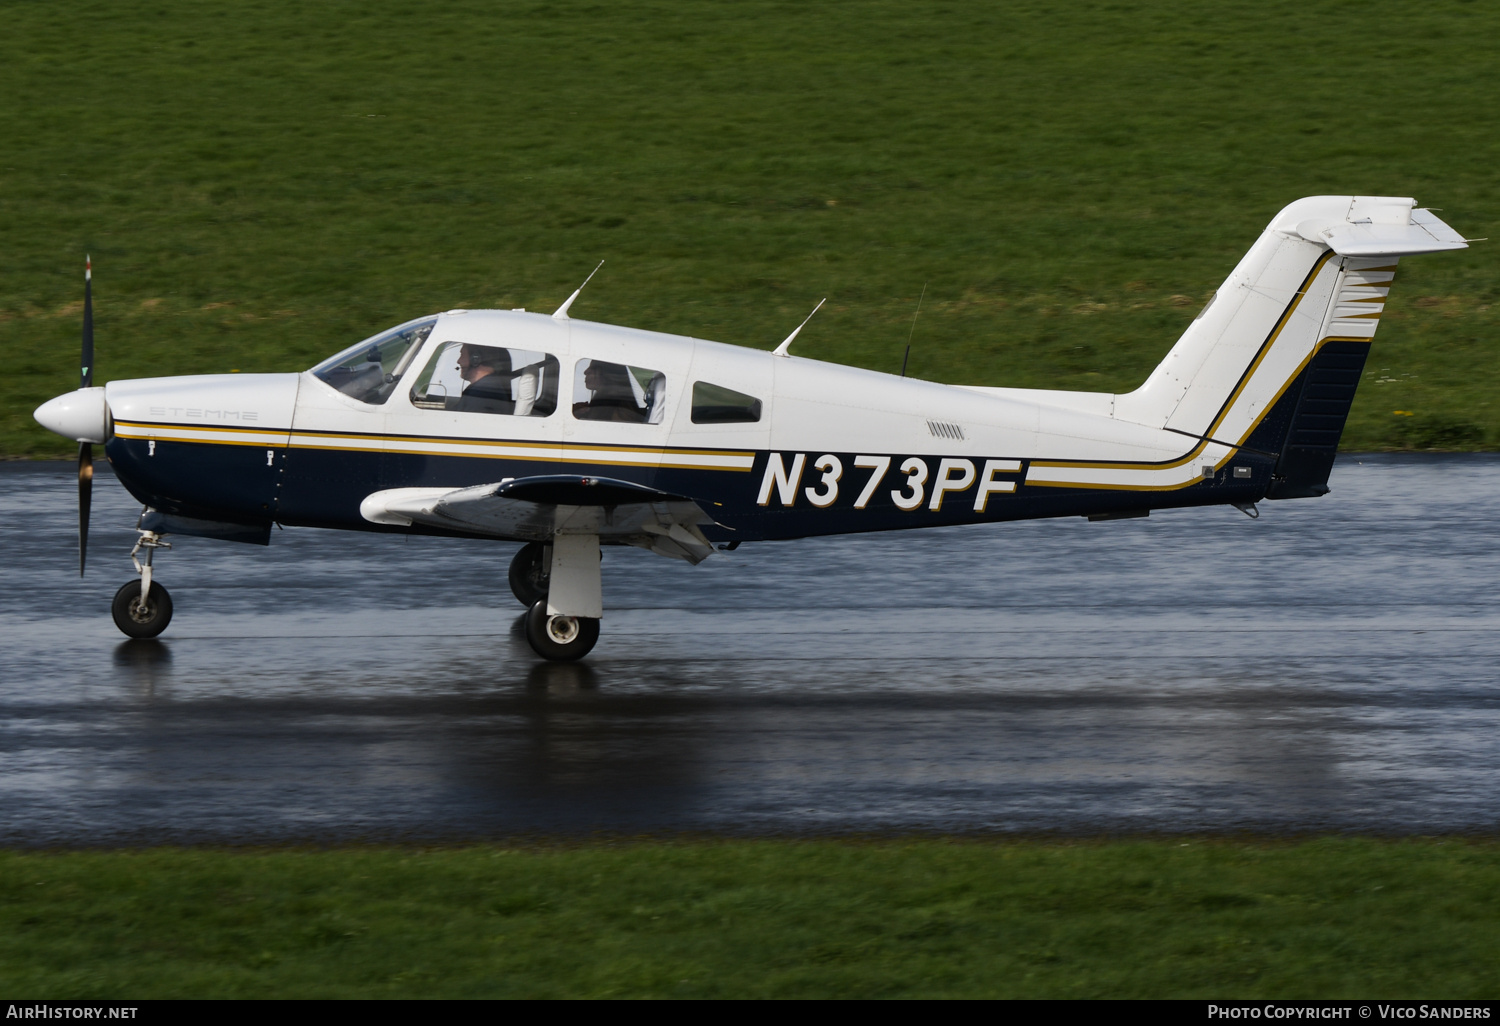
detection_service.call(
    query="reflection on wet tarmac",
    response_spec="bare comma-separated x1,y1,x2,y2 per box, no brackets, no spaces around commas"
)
2,455,1498,844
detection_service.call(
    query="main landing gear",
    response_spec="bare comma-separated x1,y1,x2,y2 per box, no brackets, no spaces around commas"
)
510,537,602,662
524,600,600,661
111,529,173,639
508,542,551,607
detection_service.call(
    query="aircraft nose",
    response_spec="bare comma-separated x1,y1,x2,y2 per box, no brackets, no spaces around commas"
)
34,387,110,443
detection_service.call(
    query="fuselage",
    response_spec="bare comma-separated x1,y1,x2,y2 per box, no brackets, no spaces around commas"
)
99,309,1267,544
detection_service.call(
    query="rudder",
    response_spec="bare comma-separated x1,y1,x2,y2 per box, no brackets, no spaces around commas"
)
1262,254,1403,498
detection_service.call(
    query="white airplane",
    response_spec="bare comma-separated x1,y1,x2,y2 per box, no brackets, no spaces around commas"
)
35,195,1470,660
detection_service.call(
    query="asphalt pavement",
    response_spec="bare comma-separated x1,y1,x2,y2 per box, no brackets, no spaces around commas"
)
2,454,1498,844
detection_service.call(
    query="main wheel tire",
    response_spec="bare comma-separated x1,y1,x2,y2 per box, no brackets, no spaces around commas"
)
508,542,550,607
523,599,599,661
111,581,173,639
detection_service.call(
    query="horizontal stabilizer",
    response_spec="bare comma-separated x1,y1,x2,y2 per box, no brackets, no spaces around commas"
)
359,475,722,563
1278,196,1468,257
1296,207,1468,256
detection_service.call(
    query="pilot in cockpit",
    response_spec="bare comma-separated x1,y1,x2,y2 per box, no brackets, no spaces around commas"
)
454,344,540,416
457,344,511,406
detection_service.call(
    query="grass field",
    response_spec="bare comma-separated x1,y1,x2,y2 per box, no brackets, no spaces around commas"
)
3,1,1498,456
2,838,1498,998
7,8,1496,999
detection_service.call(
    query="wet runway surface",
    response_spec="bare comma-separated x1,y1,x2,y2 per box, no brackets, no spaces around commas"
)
2,454,1498,844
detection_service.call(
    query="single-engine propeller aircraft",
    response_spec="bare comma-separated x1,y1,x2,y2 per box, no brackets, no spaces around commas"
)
35,196,1470,659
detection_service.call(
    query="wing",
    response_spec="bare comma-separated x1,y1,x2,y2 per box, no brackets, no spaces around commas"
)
359,475,724,564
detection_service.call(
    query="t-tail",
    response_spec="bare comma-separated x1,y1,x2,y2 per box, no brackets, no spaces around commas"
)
1106,196,1468,498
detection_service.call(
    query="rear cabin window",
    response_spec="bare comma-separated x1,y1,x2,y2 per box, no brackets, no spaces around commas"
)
409,341,559,416
572,359,666,424
691,381,762,424
311,317,437,405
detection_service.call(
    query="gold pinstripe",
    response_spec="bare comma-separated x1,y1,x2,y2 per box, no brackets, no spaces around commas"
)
1026,333,1372,486
112,420,757,472
113,422,287,448
115,422,278,437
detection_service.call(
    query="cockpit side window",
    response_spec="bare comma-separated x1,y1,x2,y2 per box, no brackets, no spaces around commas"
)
409,340,559,417
572,359,666,424
691,381,762,424
311,317,437,405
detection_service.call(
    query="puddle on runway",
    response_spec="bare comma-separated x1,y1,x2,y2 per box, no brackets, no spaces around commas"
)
2,455,1499,843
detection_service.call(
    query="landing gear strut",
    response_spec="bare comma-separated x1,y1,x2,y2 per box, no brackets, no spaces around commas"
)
519,534,602,661
111,529,173,639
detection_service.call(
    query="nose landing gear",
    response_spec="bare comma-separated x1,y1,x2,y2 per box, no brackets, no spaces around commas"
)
111,529,173,639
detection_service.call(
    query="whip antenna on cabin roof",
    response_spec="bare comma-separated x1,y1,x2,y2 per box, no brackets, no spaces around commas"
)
552,259,606,320
900,282,927,378
772,297,826,357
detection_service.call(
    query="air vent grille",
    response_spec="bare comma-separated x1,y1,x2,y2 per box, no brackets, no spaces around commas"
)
927,420,965,441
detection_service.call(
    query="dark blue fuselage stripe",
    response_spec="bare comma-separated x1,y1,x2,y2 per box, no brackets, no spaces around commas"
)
106,434,1275,542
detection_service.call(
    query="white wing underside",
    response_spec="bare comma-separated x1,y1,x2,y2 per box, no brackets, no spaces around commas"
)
360,484,719,564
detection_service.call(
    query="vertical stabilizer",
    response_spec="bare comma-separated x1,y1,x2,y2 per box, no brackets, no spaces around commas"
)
1112,197,1465,478
1019,197,1466,495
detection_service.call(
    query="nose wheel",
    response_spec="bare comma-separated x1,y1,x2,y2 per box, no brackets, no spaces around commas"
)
111,580,173,639
111,527,173,639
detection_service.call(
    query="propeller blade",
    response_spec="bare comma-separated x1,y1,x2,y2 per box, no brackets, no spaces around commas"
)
81,256,93,390
78,258,95,576
78,441,93,576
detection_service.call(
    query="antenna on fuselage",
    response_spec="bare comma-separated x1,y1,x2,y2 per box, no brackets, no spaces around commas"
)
772,298,826,358
552,259,605,320
900,282,927,377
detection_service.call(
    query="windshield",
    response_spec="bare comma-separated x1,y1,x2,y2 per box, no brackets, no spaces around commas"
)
310,316,437,405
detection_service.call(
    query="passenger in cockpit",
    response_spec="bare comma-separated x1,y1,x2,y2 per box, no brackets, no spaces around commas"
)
456,344,516,414
574,361,648,423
